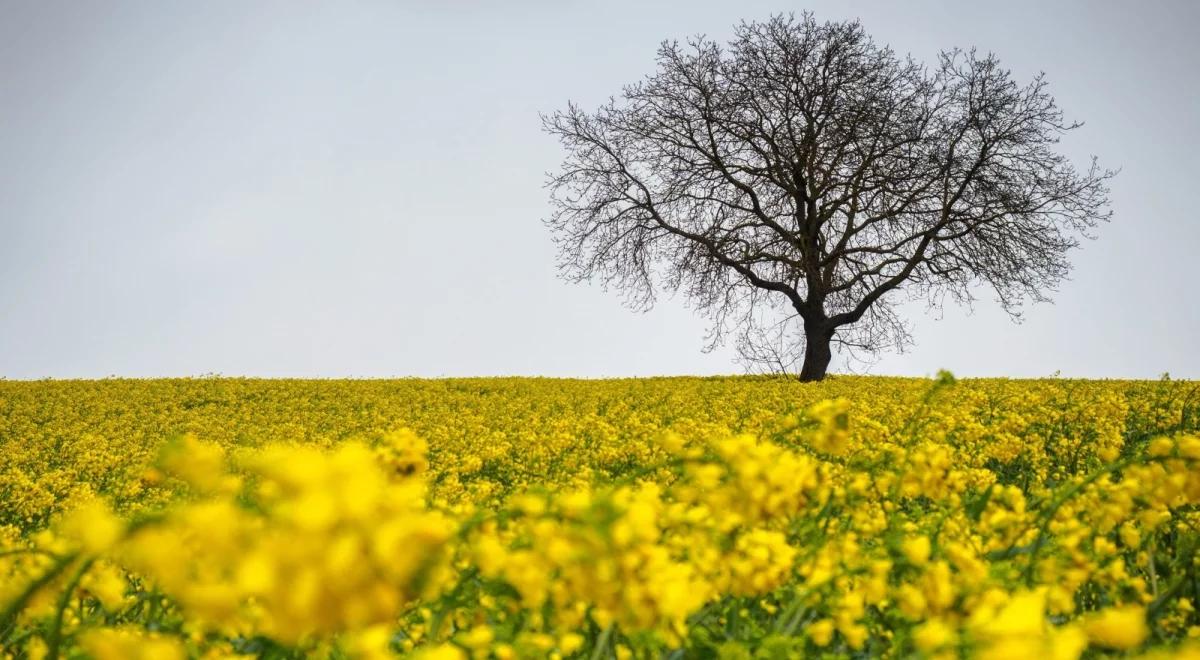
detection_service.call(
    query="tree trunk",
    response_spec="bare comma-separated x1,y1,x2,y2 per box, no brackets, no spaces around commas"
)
798,323,833,382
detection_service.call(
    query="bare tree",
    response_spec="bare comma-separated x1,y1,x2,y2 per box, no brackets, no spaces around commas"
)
543,13,1113,381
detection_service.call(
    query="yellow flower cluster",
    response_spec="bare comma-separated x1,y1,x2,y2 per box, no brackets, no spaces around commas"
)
121,439,456,644
0,374,1198,658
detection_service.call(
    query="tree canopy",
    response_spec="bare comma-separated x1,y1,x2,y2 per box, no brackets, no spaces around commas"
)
544,13,1113,380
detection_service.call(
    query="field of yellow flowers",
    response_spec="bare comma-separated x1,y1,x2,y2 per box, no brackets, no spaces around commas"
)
1,374,1199,659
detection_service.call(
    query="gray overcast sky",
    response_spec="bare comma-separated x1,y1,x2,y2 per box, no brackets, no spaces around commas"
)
1,0,1196,379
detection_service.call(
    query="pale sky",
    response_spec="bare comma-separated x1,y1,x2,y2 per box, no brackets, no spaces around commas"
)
1,0,1197,379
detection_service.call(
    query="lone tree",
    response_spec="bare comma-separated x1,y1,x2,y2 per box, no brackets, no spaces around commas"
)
544,14,1113,381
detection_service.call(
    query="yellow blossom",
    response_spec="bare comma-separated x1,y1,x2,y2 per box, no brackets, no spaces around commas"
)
1085,605,1149,650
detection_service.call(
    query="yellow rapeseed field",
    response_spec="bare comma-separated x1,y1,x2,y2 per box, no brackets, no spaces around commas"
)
1,374,1199,659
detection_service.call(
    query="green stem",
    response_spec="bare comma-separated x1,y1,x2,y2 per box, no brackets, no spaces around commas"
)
0,552,79,644
589,625,614,660
47,556,97,660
